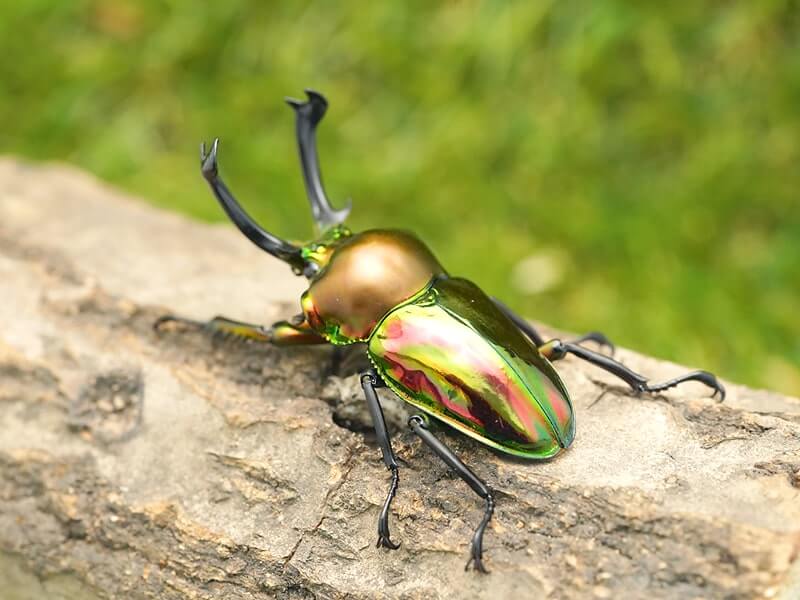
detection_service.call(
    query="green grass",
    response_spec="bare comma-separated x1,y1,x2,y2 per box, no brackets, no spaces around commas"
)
2,1,798,395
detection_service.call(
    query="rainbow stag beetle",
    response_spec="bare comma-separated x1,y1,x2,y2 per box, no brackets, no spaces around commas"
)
155,89,726,572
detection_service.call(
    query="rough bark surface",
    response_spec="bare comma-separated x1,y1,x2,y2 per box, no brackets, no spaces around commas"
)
1,158,799,600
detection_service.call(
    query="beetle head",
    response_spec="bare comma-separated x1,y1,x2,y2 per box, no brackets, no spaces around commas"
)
300,224,353,274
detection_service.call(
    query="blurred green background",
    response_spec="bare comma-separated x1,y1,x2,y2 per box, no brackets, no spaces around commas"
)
2,2,798,395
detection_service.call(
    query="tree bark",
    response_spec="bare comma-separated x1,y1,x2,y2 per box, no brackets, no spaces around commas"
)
1,158,799,599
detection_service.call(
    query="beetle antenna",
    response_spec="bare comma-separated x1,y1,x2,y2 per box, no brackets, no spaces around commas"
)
285,89,352,231
200,138,307,274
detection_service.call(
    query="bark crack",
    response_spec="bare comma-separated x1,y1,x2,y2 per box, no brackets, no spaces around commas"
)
282,446,358,569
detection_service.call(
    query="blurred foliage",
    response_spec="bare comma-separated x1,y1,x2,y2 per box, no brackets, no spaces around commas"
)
1,1,798,394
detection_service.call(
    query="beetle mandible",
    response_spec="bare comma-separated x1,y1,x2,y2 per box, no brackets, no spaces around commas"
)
156,90,725,572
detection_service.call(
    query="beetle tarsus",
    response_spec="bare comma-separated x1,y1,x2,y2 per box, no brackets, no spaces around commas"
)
361,371,403,551
465,492,495,574
376,534,400,550
542,341,727,402
639,369,725,402
376,465,401,550
153,314,203,332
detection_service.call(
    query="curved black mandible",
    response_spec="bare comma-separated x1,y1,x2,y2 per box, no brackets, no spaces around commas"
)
286,89,352,231
200,139,306,273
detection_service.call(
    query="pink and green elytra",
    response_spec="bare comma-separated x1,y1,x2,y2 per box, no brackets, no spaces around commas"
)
156,90,725,573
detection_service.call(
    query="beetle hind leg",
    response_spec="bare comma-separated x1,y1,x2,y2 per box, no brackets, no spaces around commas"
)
408,415,495,573
540,340,726,401
493,298,615,355
569,331,615,354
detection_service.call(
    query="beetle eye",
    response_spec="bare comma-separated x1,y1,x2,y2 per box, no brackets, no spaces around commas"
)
302,262,320,278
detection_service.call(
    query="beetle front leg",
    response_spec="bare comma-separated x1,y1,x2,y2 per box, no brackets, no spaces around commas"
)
360,370,401,550
154,314,328,345
539,339,726,400
408,415,495,574
493,298,614,355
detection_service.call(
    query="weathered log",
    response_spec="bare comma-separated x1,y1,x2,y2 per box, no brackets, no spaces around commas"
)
1,158,798,599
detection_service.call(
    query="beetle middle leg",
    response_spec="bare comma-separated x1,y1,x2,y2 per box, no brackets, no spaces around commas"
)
408,415,495,573
493,298,614,354
539,339,726,401
360,369,401,550
154,314,327,345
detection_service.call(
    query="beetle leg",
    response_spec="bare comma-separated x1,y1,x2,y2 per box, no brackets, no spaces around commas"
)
492,298,546,345
286,89,352,231
569,331,615,354
539,340,726,401
408,415,495,574
492,298,615,355
154,314,327,345
360,370,401,550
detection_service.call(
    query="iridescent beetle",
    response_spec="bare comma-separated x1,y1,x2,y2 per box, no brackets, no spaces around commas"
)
156,90,725,572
